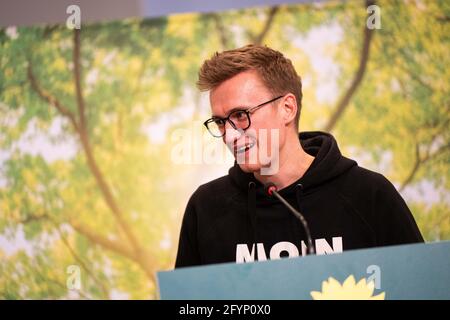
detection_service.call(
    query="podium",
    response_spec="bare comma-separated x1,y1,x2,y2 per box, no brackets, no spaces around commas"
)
157,241,450,300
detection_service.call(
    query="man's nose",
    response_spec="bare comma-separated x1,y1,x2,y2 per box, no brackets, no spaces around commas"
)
223,121,243,144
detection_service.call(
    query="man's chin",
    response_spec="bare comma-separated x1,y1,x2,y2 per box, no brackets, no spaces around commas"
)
237,162,261,173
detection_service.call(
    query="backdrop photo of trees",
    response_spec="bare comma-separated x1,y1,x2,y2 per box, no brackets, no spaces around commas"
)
0,0,449,299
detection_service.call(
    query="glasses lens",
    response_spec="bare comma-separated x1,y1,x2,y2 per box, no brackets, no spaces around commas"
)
206,119,225,137
229,110,250,130
205,111,250,138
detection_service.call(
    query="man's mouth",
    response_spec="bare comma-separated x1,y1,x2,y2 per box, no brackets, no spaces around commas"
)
234,142,256,155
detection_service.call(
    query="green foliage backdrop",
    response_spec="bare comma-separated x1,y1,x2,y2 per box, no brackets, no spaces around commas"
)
0,0,449,299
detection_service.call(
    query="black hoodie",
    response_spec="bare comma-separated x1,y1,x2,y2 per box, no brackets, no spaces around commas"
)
175,131,424,268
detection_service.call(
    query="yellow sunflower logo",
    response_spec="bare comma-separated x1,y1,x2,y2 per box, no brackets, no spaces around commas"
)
310,275,386,300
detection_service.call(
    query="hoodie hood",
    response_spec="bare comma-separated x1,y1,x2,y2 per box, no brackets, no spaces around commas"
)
229,131,357,197
228,131,357,244
175,131,424,268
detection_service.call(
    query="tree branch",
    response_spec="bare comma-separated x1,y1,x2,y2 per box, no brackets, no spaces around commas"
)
436,15,450,23
399,140,450,192
18,213,48,225
210,13,230,50
25,29,156,283
324,0,375,132
72,29,142,257
73,29,86,133
396,59,433,93
27,62,80,132
67,217,156,284
14,214,103,299
399,143,421,192
253,6,279,45
29,261,93,300
69,219,137,262
15,213,132,274
69,219,155,288
17,210,155,288
56,224,110,298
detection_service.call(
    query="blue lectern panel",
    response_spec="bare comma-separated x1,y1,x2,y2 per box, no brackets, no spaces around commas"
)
158,241,450,300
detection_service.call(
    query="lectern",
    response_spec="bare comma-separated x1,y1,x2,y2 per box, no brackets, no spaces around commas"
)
157,241,450,300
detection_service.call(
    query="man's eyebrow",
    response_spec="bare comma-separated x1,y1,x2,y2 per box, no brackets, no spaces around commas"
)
212,106,248,118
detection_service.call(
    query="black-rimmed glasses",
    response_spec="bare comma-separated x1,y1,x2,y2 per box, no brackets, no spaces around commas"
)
203,95,284,138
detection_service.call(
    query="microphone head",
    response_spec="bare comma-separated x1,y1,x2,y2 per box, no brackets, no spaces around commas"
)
264,182,277,196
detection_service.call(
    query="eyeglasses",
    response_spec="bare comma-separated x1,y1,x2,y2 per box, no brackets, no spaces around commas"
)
203,95,284,138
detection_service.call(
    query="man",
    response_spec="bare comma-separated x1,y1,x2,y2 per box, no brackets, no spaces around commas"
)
175,44,423,268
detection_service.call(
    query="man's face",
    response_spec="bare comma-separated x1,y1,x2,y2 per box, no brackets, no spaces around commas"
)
210,70,286,174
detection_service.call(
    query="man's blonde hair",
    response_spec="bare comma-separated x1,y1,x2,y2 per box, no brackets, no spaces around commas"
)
197,44,303,126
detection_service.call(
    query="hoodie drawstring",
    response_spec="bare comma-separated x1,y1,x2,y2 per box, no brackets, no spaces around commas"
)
248,182,304,250
295,183,304,210
247,181,257,245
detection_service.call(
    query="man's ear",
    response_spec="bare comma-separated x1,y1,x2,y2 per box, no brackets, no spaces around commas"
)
281,93,298,126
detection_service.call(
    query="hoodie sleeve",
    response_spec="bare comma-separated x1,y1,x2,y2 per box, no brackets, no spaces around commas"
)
175,193,201,268
373,174,424,246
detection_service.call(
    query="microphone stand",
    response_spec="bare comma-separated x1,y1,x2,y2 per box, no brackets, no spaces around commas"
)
266,183,315,255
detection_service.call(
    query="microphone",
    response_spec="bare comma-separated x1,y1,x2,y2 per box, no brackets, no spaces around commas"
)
264,182,315,255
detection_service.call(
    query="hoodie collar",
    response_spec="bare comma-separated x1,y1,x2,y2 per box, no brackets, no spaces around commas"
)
229,131,357,197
